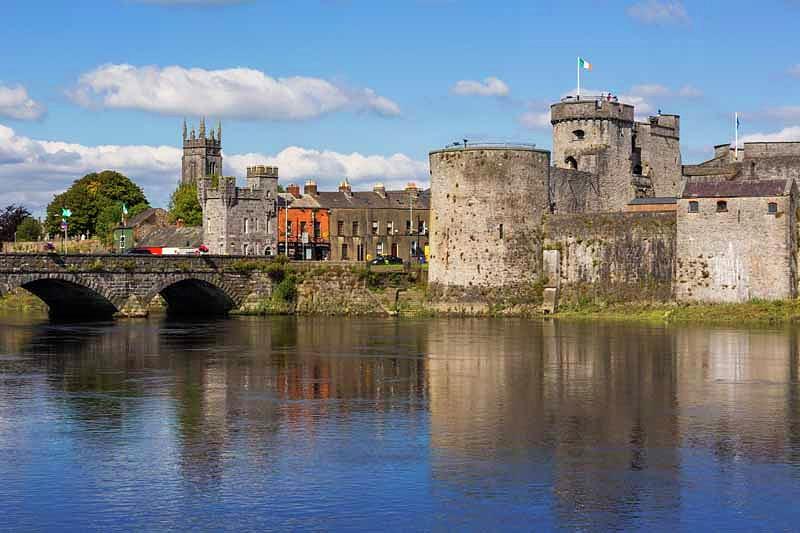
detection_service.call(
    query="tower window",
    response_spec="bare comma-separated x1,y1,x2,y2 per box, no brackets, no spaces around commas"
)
499,223,504,239
716,200,728,212
768,202,778,214
572,129,585,141
565,156,578,170
633,164,643,176
688,201,699,213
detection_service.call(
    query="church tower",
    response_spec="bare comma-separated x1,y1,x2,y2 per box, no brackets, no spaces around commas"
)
181,118,222,185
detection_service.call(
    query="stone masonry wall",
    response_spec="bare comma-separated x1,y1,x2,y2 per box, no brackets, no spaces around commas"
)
635,121,682,198
428,147,550,300
544,212,676,305
675,196,797,302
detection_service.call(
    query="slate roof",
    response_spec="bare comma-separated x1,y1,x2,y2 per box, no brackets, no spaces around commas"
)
681,179,791,198
138,226,203,247
278,189,431,210
628,197,677,205
126,207,167,228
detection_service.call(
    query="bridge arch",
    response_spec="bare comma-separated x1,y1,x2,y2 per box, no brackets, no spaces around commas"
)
5,274,120,319
144,274,242,316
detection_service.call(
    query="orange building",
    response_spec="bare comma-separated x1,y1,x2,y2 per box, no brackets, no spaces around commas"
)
277,181,331,260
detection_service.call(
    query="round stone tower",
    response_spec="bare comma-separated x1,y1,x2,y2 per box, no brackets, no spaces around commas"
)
550,97,635,211
428,145,550,299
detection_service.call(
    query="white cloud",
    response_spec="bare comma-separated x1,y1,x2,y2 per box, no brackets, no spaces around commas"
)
0,124,427,213
761,106,800,121
0,83,46,121
70,64,401,120
678,84,703,98
451,77,510,97
630,84,670,97
627,0,690,25
518,109,551,130
741,126,800,143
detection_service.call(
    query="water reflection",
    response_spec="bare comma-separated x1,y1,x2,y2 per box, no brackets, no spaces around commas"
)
2,316,800,530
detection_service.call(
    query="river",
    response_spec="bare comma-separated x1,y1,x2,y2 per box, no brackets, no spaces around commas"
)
1,315,800,531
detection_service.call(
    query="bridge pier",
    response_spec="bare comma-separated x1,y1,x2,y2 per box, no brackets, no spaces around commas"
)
116,294,149,318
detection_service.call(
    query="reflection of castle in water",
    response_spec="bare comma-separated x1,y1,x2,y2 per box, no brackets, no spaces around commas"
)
425,319,800,529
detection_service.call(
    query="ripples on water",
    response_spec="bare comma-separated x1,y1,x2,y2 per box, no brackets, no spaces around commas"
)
2,315,800,531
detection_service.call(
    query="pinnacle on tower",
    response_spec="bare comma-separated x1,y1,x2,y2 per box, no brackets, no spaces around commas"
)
217,121,222,143
190,124,196,140
199,117,206,139
182,119,187,141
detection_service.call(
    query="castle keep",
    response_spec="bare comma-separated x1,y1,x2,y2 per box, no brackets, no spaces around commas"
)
429,95,800,306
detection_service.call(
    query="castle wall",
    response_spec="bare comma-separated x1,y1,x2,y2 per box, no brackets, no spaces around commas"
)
551,100,636,212
544,212,676,305
550,167,598,214
675,194,797,302
200,171,278,256
428,147,550,299
634,117,682,197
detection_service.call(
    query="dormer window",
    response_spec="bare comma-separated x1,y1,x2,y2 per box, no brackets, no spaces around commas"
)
572,129,585,141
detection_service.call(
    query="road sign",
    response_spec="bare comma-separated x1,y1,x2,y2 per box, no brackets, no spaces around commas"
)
60,221,68,231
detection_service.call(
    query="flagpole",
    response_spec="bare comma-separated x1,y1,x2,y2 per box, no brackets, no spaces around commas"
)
577,57,581,99
735,112,739,160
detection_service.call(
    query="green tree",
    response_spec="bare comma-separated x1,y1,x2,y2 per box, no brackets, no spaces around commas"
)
168,183,202,226
0,205,32,241
15,216,42,241
95,202,149,244
45,170,148,237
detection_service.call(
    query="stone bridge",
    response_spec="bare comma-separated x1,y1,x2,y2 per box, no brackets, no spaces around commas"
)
0,254,280,319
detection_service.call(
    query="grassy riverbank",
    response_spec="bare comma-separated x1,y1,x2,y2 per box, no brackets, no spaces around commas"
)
554,300,800,325
0,289,48,313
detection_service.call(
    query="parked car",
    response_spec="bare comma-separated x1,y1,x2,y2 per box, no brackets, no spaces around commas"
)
369,255,403,266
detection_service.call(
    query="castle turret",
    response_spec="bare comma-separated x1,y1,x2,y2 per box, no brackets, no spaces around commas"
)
551,97,635,212
246,165,279,190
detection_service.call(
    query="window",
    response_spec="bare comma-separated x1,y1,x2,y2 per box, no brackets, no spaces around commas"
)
499,223,504,239
337,220,344,235
287,220,293,235
376,242,384,256
572,129,585,140
300,221,307,237
768,202,778,214
387,221,394,234
565,156,578,170
716,200,728,212
352,221,359,235
688,201,699,213
411,241,418,256
341,243,348,260
243,218,249,234
633,164,643,176
314,221,321,238
418,220,425,234
406,220,412,233
256,218,260,233
372,220,379,235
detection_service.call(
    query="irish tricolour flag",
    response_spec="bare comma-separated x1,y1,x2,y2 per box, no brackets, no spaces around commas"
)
579,57,592,70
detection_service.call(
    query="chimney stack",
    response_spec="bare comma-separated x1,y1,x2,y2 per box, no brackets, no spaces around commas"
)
373,183,386,198
304,180,318,196
286,183,301,198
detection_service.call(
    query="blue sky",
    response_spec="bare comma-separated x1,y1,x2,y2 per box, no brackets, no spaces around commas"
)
2,0,800,212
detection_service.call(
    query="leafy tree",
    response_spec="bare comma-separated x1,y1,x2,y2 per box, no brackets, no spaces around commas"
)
168,182,202,226
45,170,148,237
0,205,32,242
96,202,149,244
15,216,42,241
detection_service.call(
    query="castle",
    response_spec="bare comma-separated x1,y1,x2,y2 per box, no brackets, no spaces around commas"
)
429,94,800,306
182,119,279,256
